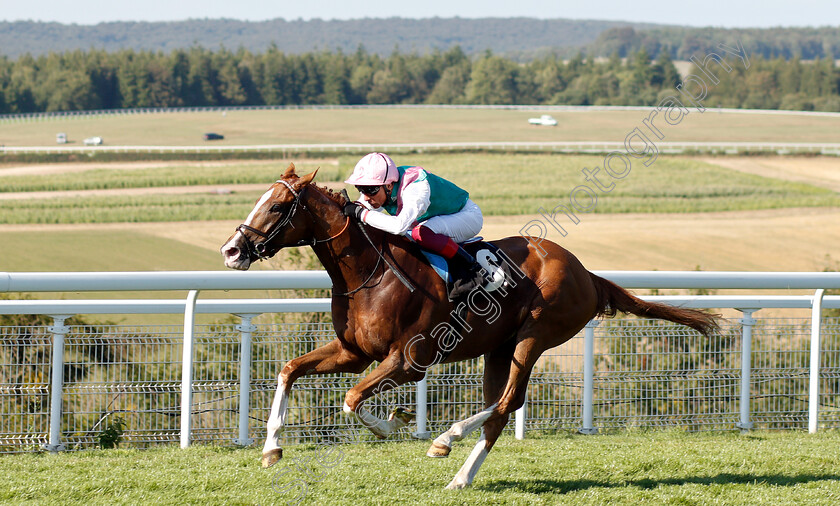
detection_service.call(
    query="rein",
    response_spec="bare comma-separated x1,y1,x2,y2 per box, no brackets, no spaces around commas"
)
354,220,416,294
335,188,416,295
338,244,385,296
336,220,417,296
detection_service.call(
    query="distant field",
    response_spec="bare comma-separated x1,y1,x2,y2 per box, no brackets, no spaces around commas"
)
703,156,840,193
0,107,838,318
0,160,340,192
1,154,838,224
3,108,840,147
3,208,839,277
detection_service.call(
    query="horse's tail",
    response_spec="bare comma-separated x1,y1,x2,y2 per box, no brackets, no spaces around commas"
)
589,272,719,337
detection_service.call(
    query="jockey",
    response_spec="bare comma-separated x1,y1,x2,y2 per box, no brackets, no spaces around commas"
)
342,152,484,299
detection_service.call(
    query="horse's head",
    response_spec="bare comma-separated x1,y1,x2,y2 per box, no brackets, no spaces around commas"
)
221,163,319,270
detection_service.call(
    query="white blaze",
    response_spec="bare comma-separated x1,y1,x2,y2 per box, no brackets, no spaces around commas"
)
221,187,276,268
245,188,276,226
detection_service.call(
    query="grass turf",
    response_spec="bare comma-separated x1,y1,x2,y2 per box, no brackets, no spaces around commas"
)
2,431,839,505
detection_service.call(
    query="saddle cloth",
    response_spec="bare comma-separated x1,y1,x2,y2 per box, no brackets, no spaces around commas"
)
418,237,508,294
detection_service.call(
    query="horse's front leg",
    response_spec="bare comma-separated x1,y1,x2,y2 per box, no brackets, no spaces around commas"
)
343,352,424,439
262,339,371,468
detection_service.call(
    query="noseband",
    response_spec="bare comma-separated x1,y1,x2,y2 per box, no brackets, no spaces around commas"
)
236,179,349,260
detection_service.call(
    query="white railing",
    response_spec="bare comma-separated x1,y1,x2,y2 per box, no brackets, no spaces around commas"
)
6,269,839,292
1,270,840,453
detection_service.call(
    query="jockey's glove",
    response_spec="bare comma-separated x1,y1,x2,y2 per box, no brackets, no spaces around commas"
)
342,201,364,220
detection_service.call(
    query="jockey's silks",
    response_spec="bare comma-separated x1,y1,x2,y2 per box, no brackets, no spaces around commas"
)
383,166,469,222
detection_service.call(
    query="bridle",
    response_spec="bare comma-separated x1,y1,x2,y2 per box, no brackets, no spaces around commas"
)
236,179,349,260
236,179,415,295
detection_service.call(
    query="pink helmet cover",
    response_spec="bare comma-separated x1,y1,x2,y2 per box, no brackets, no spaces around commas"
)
344,153,398,185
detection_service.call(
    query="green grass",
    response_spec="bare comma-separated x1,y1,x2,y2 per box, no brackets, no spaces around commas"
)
1,154,838,224
0,230,224,272
2,431,839,504
3,108,840,147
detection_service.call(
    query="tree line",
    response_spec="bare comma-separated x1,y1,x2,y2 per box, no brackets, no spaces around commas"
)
586,26,840,61
0,46,838,114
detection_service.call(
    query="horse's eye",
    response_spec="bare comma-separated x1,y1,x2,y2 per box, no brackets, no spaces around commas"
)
270,203,282,213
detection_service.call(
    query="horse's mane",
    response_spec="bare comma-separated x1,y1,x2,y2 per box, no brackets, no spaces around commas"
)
280,168,348,207
311,183,349,206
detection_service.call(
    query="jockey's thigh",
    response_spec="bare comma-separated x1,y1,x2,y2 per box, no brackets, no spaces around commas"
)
421,199,483,243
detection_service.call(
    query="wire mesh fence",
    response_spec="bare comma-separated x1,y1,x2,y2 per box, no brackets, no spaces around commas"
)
1,316,838,453
0,325,51,451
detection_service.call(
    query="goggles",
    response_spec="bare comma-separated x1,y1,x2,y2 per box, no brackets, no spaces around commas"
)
356,185,382,197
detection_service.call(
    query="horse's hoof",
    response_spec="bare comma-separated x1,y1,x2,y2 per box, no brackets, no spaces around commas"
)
261,448,283,468
445,479,469,490
426,442,451,458
390,407,416,425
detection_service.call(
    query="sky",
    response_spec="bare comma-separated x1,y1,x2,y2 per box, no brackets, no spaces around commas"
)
1,0,839,28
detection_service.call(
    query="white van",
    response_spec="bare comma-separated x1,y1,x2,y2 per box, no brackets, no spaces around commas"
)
528,115,558,126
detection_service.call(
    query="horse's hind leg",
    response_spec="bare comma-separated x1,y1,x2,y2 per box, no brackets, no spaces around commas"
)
439,343,516,489
426,403,499,458
262,339,370,468
444,415,510,490
427,340,514,458
445,328,545,489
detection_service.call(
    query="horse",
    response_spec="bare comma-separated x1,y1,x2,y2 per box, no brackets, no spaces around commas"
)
220,163,719,489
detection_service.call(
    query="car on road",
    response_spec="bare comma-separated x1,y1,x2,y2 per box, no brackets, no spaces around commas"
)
528,114,558,126
83,136,103,146
204,133,224,141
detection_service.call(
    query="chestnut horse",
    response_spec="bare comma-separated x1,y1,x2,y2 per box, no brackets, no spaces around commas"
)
220,164,718,489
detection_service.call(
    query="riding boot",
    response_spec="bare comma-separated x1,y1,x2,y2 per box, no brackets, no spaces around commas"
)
448,246,485,301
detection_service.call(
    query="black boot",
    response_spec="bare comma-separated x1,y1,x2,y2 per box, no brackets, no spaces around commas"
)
448,247,485,301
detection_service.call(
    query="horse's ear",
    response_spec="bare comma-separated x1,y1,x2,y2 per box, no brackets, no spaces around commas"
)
283,163,296,178
298,168,319,186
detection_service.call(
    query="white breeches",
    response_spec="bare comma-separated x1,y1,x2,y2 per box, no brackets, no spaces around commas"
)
420,199,483,243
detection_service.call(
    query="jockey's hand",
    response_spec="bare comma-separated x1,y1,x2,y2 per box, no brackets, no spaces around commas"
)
342,201,364,220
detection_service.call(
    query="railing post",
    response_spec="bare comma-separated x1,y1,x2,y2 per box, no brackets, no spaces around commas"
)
579,319,600,435
809,289,826,433
736,309,756,431
515,390,526,440
233,313,258,446
181,290,200,449
42,315,71,453
413,377,430,439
